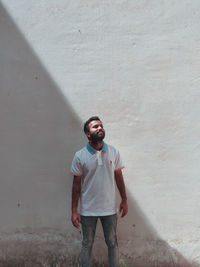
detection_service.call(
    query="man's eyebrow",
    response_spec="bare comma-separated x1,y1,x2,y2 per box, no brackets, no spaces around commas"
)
92,123,103,128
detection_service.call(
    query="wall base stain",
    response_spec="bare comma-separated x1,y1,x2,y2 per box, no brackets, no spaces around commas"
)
0,229,198,267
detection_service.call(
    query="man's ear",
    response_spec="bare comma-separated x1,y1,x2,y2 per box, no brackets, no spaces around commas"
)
86,132,90,139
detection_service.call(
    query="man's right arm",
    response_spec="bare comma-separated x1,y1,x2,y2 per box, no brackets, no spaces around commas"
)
71,175,82,228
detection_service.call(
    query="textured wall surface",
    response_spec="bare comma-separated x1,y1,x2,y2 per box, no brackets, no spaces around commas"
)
0,1,200,266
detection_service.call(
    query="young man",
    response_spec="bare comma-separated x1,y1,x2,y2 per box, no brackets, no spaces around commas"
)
71,116,128,267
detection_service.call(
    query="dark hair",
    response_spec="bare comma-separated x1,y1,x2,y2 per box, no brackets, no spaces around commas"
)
84,116,101,133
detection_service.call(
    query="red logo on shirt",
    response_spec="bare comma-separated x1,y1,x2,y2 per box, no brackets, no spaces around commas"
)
110,160,112,165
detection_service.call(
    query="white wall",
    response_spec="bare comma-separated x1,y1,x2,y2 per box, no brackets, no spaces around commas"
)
1,1,200,266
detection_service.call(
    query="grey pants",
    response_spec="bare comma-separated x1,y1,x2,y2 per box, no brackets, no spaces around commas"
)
80,214,119,267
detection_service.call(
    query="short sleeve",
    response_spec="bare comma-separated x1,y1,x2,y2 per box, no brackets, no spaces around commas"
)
70,153,83,176
114,149,125,171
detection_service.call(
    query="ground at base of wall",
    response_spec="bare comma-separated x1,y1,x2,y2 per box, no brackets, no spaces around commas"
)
0,259,196,267
0,229,198,267
0,254,197,267
0,254,196,267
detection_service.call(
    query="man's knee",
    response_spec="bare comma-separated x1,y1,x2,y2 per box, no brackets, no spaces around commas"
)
105,233,118,248
82,233,95,249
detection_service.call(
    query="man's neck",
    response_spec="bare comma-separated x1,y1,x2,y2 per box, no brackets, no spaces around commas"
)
89,141,103,151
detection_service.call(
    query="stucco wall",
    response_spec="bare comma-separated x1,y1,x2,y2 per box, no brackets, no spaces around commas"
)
0,1,200,266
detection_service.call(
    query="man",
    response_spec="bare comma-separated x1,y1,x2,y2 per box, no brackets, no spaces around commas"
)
71,116,128,267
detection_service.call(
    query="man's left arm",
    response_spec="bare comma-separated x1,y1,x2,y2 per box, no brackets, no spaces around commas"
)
114,169,128,217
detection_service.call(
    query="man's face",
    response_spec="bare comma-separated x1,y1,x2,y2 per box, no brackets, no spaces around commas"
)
86,120,105,143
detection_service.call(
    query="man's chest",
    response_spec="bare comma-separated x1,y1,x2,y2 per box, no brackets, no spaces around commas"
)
80,151,115,175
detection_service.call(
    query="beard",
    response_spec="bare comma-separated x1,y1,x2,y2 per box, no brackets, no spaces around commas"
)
90,131,105,144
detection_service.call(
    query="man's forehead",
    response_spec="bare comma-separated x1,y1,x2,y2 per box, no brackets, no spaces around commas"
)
89,120,103,127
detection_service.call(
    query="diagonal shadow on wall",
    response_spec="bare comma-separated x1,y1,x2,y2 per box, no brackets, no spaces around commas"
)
0,3,197,267
0,2,85,232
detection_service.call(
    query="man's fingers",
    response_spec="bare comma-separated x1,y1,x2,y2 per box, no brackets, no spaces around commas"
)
119,204,124,217
75,217,80,228
72,213,81,228
73,220,80,228
121,209,125,217
76,217,81,228
119,202,128,218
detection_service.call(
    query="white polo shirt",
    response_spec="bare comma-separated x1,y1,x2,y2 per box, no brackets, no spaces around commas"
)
71,142,124,216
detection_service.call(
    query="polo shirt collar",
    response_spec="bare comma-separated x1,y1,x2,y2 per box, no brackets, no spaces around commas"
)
86,142,107,155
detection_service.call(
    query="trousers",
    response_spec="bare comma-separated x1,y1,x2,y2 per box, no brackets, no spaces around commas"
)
80,214,119,267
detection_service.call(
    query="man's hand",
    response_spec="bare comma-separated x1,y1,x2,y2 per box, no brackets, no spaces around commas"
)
71,211,81,229
119,200,128,218
71,175,81,228
114,169,128,218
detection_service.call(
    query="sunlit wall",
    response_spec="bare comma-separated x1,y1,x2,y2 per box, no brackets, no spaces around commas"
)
0,1,200,266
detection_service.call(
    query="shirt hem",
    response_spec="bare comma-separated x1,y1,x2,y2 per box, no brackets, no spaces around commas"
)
80,211,118,216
